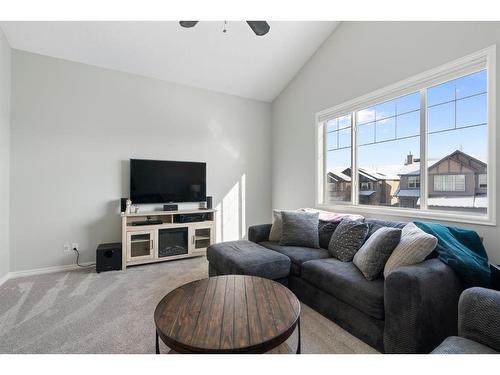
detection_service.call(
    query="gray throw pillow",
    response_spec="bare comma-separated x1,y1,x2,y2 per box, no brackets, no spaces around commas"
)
318,220,340,249
280,211,319,248
328,219,369,262
353,227,402,280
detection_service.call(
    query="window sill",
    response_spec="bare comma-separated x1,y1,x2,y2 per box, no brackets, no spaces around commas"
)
316,203,496,227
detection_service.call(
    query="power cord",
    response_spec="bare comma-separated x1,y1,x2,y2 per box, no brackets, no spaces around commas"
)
73,247,96,268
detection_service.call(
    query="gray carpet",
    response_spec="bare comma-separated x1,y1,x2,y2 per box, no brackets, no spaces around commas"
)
0,257,378,354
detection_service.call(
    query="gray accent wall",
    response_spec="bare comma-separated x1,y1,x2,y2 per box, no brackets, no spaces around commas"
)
0,29,11,280
10,50,272,272
271,21,500,263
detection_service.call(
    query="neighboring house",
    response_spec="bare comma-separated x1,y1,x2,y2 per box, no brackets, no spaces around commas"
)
394,153,421,208
326,170,351,202
395,150,487,212
327,167,399,206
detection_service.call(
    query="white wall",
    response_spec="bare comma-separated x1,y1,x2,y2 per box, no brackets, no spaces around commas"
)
0,29,11,280
272,21,500,263
10,50,271,272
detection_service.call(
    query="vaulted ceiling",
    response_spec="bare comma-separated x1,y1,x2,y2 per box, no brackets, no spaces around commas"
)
0,21,339,102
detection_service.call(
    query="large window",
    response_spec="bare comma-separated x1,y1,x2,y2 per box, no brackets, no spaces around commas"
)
317,47,495,224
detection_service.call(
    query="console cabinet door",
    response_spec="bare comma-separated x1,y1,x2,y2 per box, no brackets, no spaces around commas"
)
190,225,213,253
126,230,155,262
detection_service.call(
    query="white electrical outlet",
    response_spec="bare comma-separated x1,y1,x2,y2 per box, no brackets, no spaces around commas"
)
72,243,79,252
63,243,72,253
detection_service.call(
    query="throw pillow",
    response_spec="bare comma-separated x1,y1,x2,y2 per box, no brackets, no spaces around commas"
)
299,208,364,222
328,219,369,262
280,210,320,248
353,227,402,280
383,222,438,278
269,210,283,242
318,220,340,249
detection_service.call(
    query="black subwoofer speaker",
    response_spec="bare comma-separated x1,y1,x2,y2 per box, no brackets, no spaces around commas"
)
96,242,122,273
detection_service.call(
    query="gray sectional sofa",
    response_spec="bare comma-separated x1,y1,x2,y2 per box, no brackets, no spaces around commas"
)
207,218,464,354
432,287,500,354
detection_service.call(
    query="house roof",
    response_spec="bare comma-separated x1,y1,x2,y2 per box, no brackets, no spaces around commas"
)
398,162,421,176
327,171,351,182
339,167,399,181
359,190,376,196
359,167,400,181
398,150,486,176
394,189,420,198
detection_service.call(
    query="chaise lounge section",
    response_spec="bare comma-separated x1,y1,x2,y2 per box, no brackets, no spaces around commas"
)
207,218,464,353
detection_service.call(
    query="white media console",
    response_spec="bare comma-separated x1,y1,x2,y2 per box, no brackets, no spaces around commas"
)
120,209,216,270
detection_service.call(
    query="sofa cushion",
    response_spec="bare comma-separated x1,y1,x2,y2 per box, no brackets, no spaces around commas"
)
364,218,406,239
328,219,369,262
207,240,291,280
280,210,319,248
301,258,385,319
353,227,402,280
259,241,330,276
431,336,498,354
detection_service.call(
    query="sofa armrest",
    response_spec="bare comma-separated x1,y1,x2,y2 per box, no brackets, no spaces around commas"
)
458,287,500,351
248,224,272,243
384,259,462,353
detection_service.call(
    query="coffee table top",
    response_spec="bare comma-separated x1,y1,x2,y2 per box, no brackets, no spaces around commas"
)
154,275,301,353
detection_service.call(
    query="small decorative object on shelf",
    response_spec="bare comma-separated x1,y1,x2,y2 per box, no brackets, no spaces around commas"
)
126,199,132,214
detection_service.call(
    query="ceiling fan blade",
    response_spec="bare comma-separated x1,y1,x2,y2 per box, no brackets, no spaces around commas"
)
246,21,270,36
179,21,199,28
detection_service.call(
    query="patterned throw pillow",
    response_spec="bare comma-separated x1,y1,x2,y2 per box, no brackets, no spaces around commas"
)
383,222,438,278
318,220,340,249
328,219,369,262
280,211,320,248
353,227,402,280
269,210,283,241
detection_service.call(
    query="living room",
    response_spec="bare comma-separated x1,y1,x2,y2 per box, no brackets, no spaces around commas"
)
1,0,499,373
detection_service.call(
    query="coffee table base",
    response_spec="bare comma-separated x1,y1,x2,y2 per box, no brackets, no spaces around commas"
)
155,317,301,354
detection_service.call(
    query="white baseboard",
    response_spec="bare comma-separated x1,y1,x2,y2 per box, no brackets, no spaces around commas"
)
7,262,95,280
0,272,10,287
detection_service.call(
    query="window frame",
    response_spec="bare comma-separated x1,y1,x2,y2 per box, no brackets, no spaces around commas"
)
315,46,496,226
408,176,420,189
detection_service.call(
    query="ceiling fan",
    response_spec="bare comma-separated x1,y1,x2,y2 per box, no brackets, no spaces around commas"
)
179,21,270,36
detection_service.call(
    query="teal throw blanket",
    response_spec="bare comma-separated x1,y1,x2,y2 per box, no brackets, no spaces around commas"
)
414,221,490,288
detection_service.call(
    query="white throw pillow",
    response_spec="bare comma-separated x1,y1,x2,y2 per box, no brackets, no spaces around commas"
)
268,210,283,242
383,222,437,278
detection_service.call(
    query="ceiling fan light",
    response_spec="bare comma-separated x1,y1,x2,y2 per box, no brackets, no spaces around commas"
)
246,21,270,36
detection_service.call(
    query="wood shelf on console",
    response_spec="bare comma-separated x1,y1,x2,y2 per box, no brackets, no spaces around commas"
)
121,209,216,217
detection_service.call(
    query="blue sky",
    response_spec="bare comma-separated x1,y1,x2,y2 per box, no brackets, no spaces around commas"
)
327,70,488,175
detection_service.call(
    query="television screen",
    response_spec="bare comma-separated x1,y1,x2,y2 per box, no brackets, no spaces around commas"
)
130,159,206,204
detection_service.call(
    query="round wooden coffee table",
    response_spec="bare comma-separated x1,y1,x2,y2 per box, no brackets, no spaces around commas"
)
154,275,301,354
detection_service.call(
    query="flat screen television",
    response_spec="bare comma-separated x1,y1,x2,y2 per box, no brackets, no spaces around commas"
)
130,159,206,204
